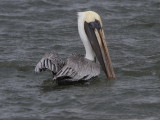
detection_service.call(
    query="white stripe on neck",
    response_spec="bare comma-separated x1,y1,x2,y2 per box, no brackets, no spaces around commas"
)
77,12,95,61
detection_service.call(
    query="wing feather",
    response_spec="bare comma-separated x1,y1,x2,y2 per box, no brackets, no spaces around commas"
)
35,51,65,74
54,54,100,81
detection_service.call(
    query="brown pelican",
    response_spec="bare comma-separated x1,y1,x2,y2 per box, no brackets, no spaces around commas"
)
35,11,116,85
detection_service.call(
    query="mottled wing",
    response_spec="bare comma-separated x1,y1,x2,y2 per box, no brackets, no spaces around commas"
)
54,54,100,81
35,51,65,74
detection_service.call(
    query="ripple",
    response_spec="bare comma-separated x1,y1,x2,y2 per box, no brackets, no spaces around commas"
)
0,0,160,120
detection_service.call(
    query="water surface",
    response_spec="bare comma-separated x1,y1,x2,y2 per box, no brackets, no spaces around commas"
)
0,0,160,120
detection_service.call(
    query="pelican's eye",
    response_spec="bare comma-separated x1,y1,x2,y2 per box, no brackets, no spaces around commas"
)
95,19,100,24
89,19,101,30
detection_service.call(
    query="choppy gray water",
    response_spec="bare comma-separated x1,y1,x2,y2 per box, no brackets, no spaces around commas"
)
0,0,160,120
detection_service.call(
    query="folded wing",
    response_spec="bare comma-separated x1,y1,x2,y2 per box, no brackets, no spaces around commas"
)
54,54,100,82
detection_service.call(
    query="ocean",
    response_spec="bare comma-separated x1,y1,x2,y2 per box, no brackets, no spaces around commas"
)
0,0,160,119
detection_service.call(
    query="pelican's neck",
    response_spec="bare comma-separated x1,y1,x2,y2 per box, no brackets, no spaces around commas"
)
78,12,95,61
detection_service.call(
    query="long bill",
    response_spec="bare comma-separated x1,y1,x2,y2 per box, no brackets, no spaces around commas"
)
84,21,116,80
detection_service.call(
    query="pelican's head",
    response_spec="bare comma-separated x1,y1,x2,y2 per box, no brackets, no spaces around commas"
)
83,11,102,25
78,11,116,80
